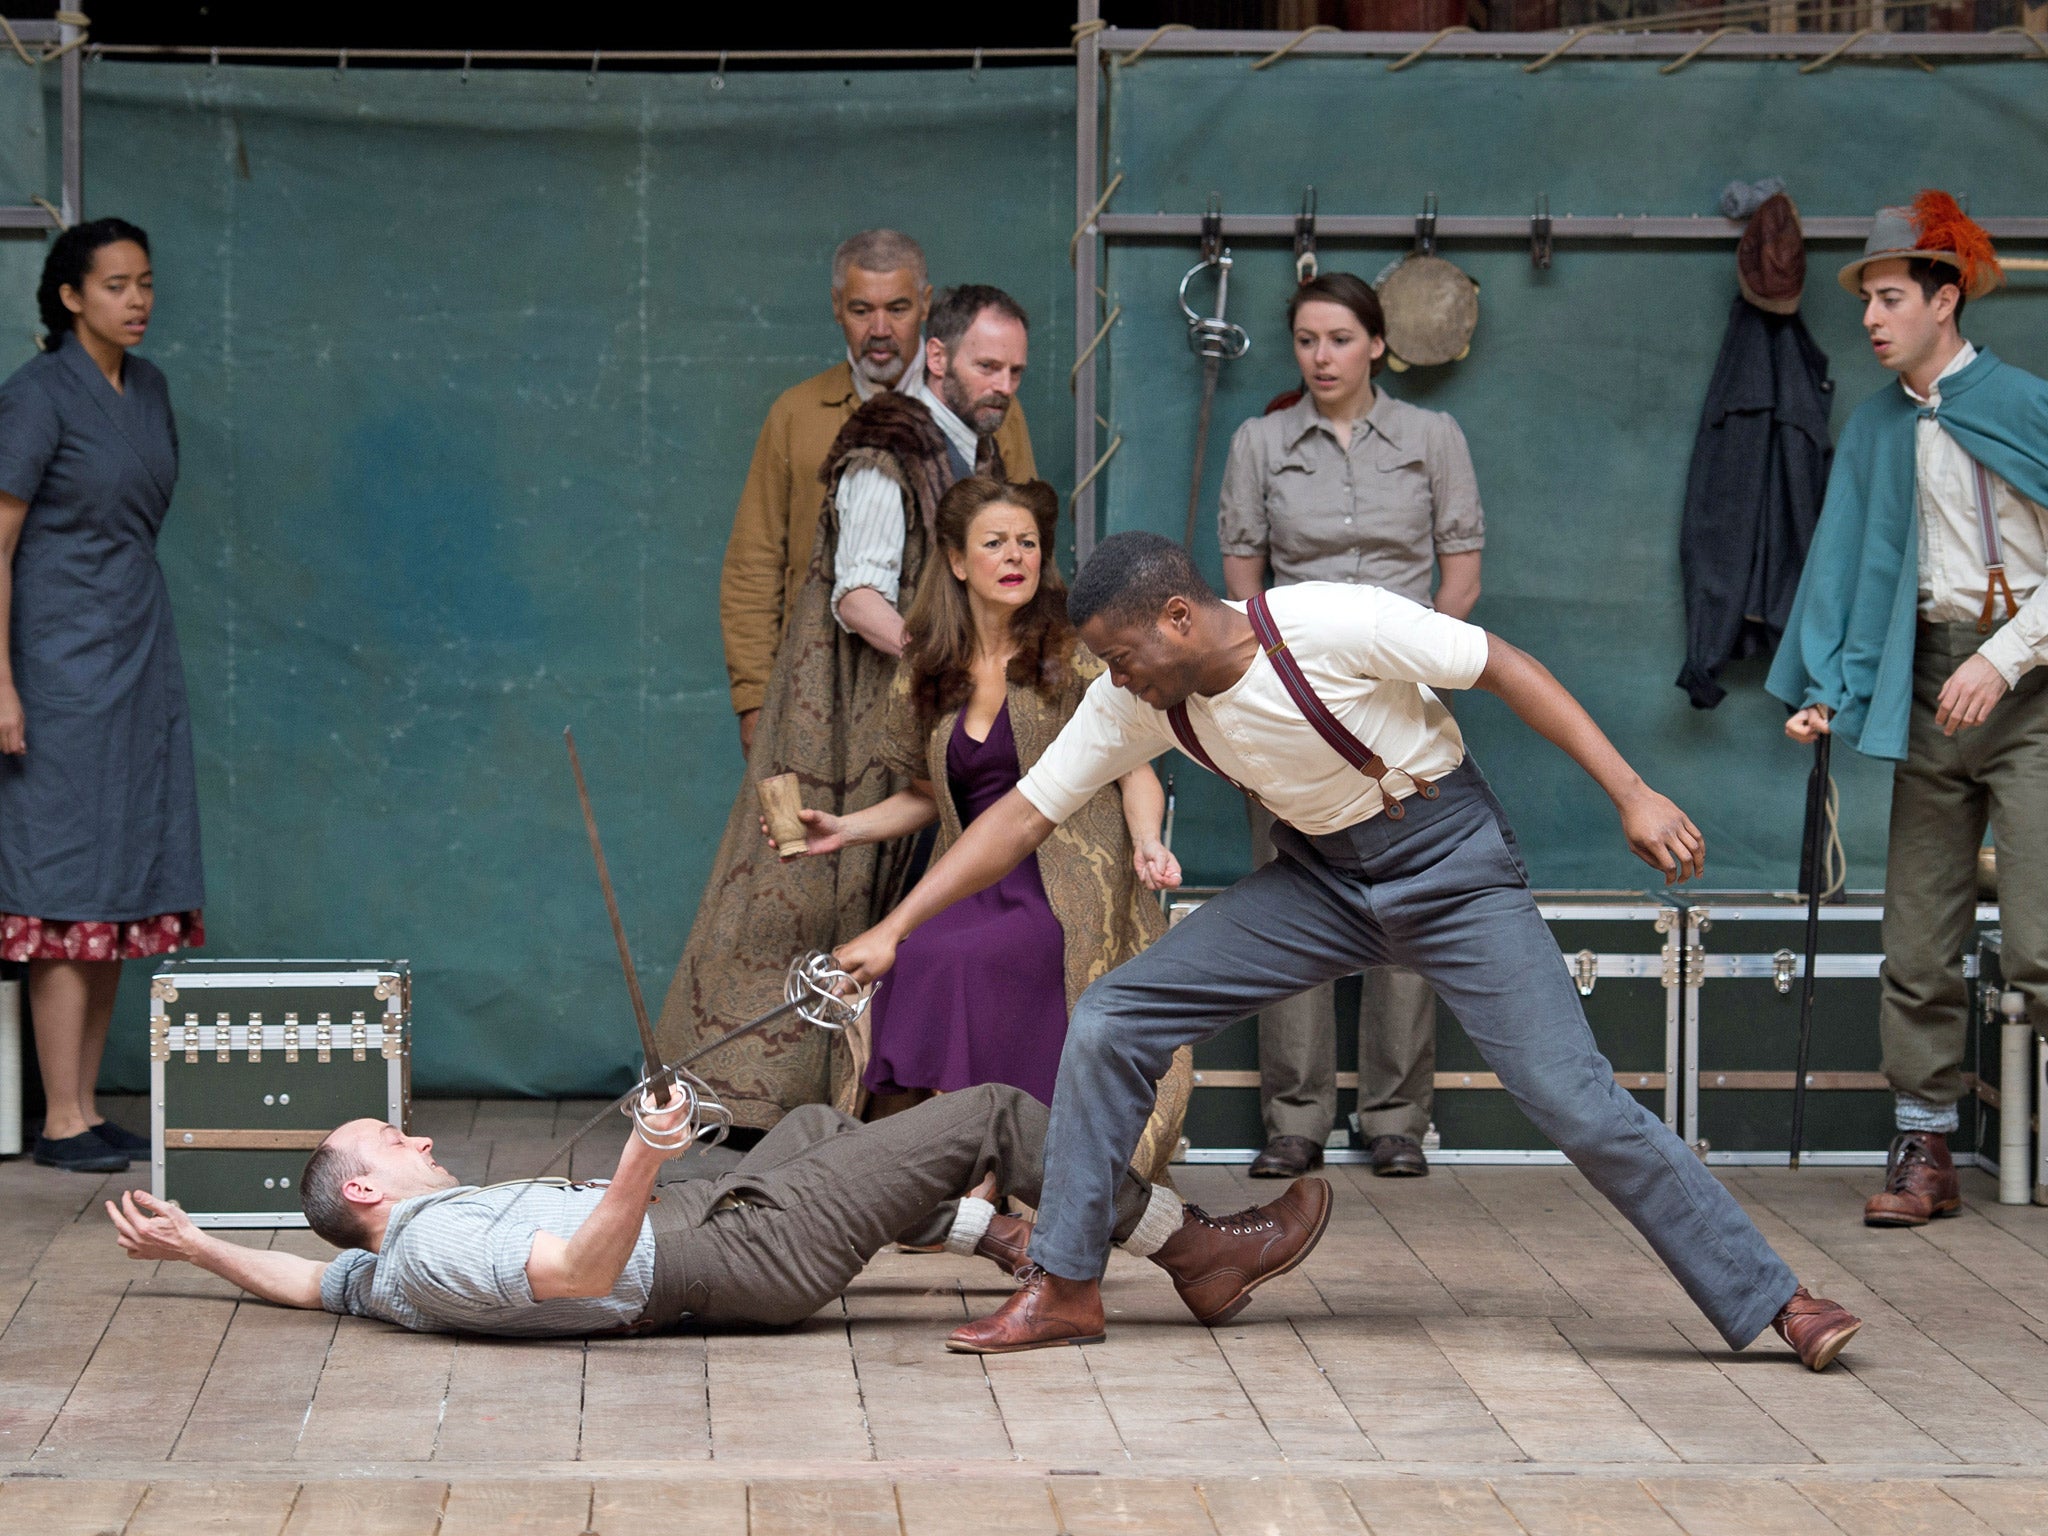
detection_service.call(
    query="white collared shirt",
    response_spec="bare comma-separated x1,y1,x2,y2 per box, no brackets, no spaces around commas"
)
831,369,978,622
1017,582,1488,834
1905,341,2048,684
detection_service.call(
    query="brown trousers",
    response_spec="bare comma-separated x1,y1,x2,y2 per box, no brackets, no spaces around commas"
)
1880,622,2048,1114
639,1082,1151,1329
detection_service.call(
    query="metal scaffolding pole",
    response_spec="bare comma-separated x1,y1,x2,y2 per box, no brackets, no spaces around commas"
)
0,18,79,230
1072,2,1103,563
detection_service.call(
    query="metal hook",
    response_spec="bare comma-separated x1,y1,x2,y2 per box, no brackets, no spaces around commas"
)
460,49,472,83
971,46,982,79
1294,187,1319,286
711,50,727,91
334,47,347,80
1415,192,1438,257
1531,193,1553,271
1199,191,1224,266
588,50,601,87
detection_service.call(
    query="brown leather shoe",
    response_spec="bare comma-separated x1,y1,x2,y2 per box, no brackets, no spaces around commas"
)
1147,1177,1333,1326
1248,1134,1324,1179
946,1266,1105,1354
975,1212,1034,1278
1864,1131,1961,1227
1772,1286,1862,1371
1366,1133,1429,1177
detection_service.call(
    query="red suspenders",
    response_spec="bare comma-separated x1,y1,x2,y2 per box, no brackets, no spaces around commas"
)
1165,592,1441,822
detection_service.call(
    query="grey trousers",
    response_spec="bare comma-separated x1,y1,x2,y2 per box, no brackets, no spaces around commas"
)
1028,760,1799,1349
640,1082,1150,1329
1881,621,2048,1124
1250,800,1437,1143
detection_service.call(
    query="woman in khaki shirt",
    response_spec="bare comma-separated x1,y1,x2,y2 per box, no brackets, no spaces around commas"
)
1216,271,1485,1182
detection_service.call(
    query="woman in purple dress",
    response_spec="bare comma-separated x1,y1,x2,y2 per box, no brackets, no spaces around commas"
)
783,478,1192,1176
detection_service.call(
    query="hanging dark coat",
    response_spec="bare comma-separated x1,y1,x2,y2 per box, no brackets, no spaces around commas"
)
1675,297,1834,708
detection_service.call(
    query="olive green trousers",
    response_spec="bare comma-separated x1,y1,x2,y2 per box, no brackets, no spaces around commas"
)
1880,622,2048,1127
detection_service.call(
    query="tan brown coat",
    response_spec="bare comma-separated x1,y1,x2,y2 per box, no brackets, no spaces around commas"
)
719,360,1036,716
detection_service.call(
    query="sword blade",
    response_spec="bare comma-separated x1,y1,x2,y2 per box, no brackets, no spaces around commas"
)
564,726,665,1084
1184,353,1221,549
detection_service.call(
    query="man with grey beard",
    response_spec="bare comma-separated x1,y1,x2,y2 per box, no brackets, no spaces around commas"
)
720,231,1035,755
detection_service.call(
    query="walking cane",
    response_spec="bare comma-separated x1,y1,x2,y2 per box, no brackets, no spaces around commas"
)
1789,728,1831,1169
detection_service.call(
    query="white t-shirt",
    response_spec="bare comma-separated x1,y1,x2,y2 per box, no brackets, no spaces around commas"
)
1017,582,1489,836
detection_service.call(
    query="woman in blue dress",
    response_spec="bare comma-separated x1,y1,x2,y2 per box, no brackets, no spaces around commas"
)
0,218,205,1173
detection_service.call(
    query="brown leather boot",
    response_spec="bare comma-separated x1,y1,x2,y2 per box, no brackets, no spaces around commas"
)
1248,1134,1323,1178
974,1212,1034,1278
1864,1131,1961,1227
1772,1286,1862,1371
946,1266,1105,1355
1147,1177,1333,1326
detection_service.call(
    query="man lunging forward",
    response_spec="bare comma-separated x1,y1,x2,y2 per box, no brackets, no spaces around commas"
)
837,533,1861,1369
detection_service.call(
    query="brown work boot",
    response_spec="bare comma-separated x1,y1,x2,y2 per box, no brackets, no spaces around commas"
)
946,1266,1105,1355
1147,1177,1333,1326
1365,1133,1429,1177
974,1212,1034,1278
1771,1286,1862,1371
1864,1131,1961,1227
1248,1134,1324,1179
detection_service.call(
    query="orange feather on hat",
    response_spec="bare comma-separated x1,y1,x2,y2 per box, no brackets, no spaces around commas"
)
1912,189,2004,298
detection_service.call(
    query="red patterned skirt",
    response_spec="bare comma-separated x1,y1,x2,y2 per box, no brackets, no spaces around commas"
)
0,910,205,963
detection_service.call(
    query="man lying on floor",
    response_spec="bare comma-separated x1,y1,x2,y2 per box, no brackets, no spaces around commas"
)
104,1082,1325,1338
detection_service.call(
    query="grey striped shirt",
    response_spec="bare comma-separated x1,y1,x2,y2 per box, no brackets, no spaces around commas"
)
830,369,979,621
319,1182,657,1337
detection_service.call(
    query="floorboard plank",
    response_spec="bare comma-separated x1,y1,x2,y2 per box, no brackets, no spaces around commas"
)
1201,1477,1368,1535
587,1481,749,1529
467,1099,558,1140
1294,1316,1524,1464
1638,1477,1845,1536
707,1311,874,1463
979,1338,1129,1467
1340,1477,1526,1536
842,1275,1014,1462
281,1480,451,1536
897,1479,1061,1536
1339,1167,1578,1319
1209,1322,1379,1464
174,1302,338,1462
1459,1170,1696,1319
434,1337,585,1463
1791,1479,1998,1536
1557,1320,1813,1464
295,1323,454,1463
438,1480,593,1536
125,1479,302,1536
1492,1477,1685,1535
1421,1317,1675,1464
37,1291,234,1462
578,1332,712,1462
748,1478,904,1536
1051,1476,1217,1535
0,1283,128,1457
1080,1324,1276,1465
1915,1209,2048,1329
0,1478,148,1536
407,1098,478,1139
1938,1477,2048,1536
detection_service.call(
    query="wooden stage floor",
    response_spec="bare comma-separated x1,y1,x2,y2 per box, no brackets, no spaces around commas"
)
4,1097,2047,1535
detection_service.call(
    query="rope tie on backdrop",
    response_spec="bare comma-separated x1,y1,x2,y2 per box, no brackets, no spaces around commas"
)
1799,27,1873,73
29,196,65,230
1118,24,1191,67
1658,26,1739,74
1251,25,1336,70
1,11,90,66
1070,18,1108,44
1819,773,1847,902
1069,170,1123,265
1070,305,1122,389
1386,26,1472,72
1070,434,1123,507
1523,27,1594,73
1993,23,2048,58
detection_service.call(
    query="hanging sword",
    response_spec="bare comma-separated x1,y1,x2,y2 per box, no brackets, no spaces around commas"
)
1179,192,1250,550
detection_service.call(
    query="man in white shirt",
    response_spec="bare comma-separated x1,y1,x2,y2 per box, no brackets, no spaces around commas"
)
837,533,1862,1371
1771,194,2048,1227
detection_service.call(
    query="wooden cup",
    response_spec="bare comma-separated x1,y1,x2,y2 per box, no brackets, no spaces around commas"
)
756,773,808,860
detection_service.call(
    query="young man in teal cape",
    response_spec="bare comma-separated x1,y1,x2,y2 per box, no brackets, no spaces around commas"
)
1768,192,2048,1225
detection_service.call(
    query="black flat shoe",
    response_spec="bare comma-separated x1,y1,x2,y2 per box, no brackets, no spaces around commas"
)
91,1120,153,1157
33,1131,130,1173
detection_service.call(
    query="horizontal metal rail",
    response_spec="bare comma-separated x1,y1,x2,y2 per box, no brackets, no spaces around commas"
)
1095,26,2048,60
1096,212,2048,243
90,43,1073,65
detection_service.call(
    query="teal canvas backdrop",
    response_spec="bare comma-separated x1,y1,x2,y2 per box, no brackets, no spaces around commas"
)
1098,54,2048,896
0,55,2039,1097
11,62,1075,1096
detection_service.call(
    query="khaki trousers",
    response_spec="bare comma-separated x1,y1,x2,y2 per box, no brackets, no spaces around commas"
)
1249,800,1438,1143
1880,621,2048,1117
638,1082,1151,1329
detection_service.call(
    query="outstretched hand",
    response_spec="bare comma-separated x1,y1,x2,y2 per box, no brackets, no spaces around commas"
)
106,1189,202,1264
1618,785,1705,885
